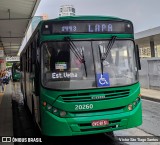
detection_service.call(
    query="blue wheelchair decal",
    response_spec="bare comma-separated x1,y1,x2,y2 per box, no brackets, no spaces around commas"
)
96,73,110,87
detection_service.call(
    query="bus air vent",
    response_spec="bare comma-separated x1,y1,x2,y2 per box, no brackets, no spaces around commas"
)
60,89,130,102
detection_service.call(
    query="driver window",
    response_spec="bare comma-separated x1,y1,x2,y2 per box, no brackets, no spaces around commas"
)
43,43,71,72
55,48,70,71
43,43,51,72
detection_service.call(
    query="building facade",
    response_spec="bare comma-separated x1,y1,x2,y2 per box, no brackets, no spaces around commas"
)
135,27,160,90
135,26,160,58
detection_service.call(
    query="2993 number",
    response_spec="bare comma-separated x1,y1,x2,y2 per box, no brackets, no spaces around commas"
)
75,104,93,110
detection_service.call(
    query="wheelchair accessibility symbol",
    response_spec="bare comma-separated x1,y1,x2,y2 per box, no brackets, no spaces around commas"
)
97,73,110,87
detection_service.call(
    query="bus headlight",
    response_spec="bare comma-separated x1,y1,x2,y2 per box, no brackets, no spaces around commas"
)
133,101,137,106
127,97,141,111
53,108,58,113
60,111,67,117
136,97,140,102
128,104,133,111
44,102,67,117
47,104,52,110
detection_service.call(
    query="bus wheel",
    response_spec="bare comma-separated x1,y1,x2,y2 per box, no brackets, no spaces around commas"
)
23,94,27,106
32,97,36,122
22,93,27,107
104,131,114,138
31,97,39,131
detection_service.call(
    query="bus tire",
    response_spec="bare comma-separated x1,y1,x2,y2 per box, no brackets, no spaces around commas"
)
32,97,36,122
22,91,27,107
104,131,114,138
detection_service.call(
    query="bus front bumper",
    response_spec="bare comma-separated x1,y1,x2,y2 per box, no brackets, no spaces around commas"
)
41,101,142,136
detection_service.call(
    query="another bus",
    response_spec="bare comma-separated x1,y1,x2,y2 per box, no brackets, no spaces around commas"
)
12,62,21,82
20,16,142,136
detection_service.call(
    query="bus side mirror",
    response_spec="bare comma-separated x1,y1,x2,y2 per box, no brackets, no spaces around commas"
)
135,45,141,70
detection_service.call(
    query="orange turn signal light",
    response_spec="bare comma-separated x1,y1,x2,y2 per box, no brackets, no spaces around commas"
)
139,94,142,97
43,101,47,106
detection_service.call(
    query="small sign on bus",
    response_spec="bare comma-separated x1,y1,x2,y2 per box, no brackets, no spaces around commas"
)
92,120,109,127
42,20,133,34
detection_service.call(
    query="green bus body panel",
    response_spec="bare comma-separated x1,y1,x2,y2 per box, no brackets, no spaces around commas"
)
40,83,142,136
42,16,132,25
51,15,125,21
39,15,134,42
41,83,140,112
41,34,134,42
41,100,142,136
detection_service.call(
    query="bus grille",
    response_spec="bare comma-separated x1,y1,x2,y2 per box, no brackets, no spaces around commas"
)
60,89,130,102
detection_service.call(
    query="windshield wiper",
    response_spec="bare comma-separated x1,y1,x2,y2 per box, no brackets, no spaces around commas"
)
64,37,87,77
98,45,104,75
99,36,117,75
103,36,117,60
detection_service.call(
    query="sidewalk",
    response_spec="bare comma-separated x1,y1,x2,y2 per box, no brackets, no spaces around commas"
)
141,88,160,102
0,83,14,145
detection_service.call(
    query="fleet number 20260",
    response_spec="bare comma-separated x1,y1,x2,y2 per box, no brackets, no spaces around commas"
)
75,104,93,110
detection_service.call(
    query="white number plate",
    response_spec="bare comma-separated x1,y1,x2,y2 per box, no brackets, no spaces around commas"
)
75,104,93,110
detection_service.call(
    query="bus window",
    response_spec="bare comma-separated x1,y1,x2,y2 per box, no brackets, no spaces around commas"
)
43,43,51,72
41,41,95,90
93,40,138,86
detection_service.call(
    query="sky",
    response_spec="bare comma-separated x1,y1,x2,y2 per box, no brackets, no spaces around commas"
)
35,0,160,33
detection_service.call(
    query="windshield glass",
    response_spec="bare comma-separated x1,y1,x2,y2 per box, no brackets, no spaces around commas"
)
93,40,138,87
41,41,95,89
41,40,138,90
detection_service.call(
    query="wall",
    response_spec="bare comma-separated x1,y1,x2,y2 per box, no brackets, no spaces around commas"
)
139,58,160,90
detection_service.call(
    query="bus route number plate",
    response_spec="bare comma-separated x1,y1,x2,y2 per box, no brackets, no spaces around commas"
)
91,120,109,127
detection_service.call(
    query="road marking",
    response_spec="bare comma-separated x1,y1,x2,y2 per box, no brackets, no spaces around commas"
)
142,99,160,104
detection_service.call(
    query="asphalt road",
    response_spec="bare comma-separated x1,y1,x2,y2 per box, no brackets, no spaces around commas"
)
139,99,160,136
115,99,160,145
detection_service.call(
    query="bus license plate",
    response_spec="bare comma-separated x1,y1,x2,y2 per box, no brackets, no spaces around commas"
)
92,120,109,127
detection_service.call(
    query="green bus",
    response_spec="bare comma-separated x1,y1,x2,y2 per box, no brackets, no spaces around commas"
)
20,16,142,136
12,62,21,82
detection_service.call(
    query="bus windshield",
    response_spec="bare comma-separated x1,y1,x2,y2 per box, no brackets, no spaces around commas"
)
41,40,138,90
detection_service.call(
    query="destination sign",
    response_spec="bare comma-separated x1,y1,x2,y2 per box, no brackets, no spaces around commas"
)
42,20,133,34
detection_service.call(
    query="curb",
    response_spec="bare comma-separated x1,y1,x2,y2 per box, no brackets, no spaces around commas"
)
141,96,160,103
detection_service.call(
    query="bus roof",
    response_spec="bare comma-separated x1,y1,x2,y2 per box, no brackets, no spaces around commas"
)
43,15,131,23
